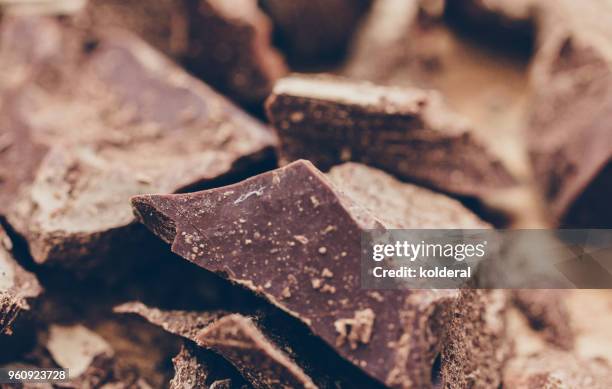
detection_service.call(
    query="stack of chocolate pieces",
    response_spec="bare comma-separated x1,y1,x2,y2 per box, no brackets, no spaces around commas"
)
0,0,610,388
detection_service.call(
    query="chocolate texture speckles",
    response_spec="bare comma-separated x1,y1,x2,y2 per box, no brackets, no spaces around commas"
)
131,160,506,388
0,225,42,336
265,74,517,201
0,15,276,268
115,302,318,389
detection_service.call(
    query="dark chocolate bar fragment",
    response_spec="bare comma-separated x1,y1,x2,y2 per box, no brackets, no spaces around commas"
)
0,226,41,336
115,302,317,389
171,342,250,389
526,5,612,227
503,349,612,389
266,75,516,199
131,161,507,388
259,0,371,65
83,0,287,105
0,15,276,268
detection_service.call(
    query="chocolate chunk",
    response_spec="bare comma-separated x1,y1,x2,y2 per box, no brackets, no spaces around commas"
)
83,0,287,105
527,14,612,227
0,15,276,268
182,0,287,105
114,302,225,341
115,302,317,389
0,226,42,336
512,290,574,350
171,342,250,389
503,349,612,389
131,160,506,387
259,0,371,65
265,75,517,199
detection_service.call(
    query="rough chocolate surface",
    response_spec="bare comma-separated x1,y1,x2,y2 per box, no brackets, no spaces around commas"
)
131,160,506,388
266,75,516,199
116,302,317,389
0,15,276,268
0,226,41,335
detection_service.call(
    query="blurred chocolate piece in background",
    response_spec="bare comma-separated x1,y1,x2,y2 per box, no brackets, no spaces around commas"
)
82,0,287,107
266,75,517,202
0,15,276,270
526,1,612,227
503,348,612,388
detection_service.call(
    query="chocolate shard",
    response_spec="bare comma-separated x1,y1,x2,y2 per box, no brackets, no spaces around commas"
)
131,160,506,387
196,314,318,389
171,342,250,389
512,290,574,350
114,302,226,341
83,0,287,105
265,74,517,199
115,302,317,389
0,226,42,336
526,4,612,227
259,0,371,65
503,349,612,389
0,15,276,268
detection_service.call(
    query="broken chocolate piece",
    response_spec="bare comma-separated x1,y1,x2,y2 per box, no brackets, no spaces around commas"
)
266,75,517,199
259,0,371,65
182,0,287,105
0,226,42,336
131,161,506,387
115,302,317,389
0,15,276,268
503,349,612,389
527,11,612,227
83,0,287,105
171,342,250,389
